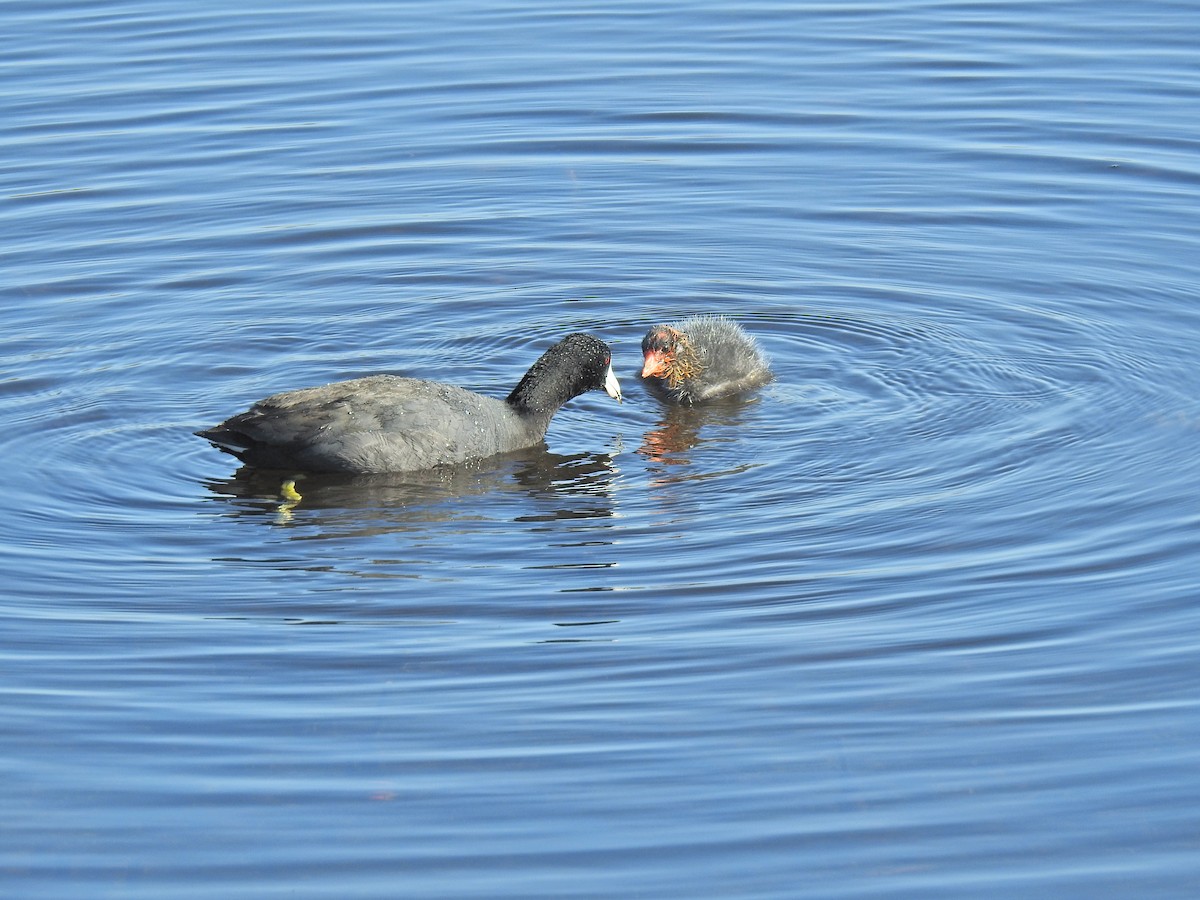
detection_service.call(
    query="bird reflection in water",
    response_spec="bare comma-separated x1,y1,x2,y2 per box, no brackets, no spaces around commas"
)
637,399,756,465
200,445,619,534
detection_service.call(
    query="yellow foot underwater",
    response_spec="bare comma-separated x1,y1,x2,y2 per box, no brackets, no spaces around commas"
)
275,478,302,523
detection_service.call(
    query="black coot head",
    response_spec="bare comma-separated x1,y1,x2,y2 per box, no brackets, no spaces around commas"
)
506,332,621,413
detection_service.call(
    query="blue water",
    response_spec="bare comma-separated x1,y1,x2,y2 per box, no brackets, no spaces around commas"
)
4,0,1200,897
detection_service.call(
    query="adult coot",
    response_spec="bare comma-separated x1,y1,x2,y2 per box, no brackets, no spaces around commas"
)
640,315,771,404
196,333,622,474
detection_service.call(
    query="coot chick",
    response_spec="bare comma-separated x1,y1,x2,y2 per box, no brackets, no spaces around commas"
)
640,315,771,404
197,333,622,474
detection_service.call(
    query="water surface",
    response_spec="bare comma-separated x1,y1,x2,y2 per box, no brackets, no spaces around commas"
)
4,1,1200,897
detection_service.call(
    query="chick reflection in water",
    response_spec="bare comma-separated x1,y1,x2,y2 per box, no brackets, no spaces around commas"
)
637,401,758,464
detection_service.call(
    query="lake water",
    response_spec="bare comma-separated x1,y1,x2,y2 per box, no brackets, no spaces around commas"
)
4,0,1199,896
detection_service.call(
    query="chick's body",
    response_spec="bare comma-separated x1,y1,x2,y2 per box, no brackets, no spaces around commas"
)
641,315,771,404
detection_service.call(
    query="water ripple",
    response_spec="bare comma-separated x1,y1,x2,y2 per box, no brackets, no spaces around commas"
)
6,1,1200,896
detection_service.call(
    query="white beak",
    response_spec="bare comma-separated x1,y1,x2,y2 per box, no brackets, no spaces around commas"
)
603,365,623,403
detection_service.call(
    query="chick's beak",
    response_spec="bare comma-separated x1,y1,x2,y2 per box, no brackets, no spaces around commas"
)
641,349,669,379
604,364,623,403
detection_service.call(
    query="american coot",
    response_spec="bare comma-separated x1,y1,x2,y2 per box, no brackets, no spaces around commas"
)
196,333,622,474
641,315,771,404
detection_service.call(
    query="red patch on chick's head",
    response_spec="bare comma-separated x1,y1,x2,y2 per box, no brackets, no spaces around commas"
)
641,326,684,379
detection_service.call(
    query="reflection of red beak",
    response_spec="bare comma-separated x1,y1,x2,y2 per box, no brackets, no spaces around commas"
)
642,350,670,378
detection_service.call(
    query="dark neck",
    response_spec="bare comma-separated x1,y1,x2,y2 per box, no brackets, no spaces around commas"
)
505,345,578,422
